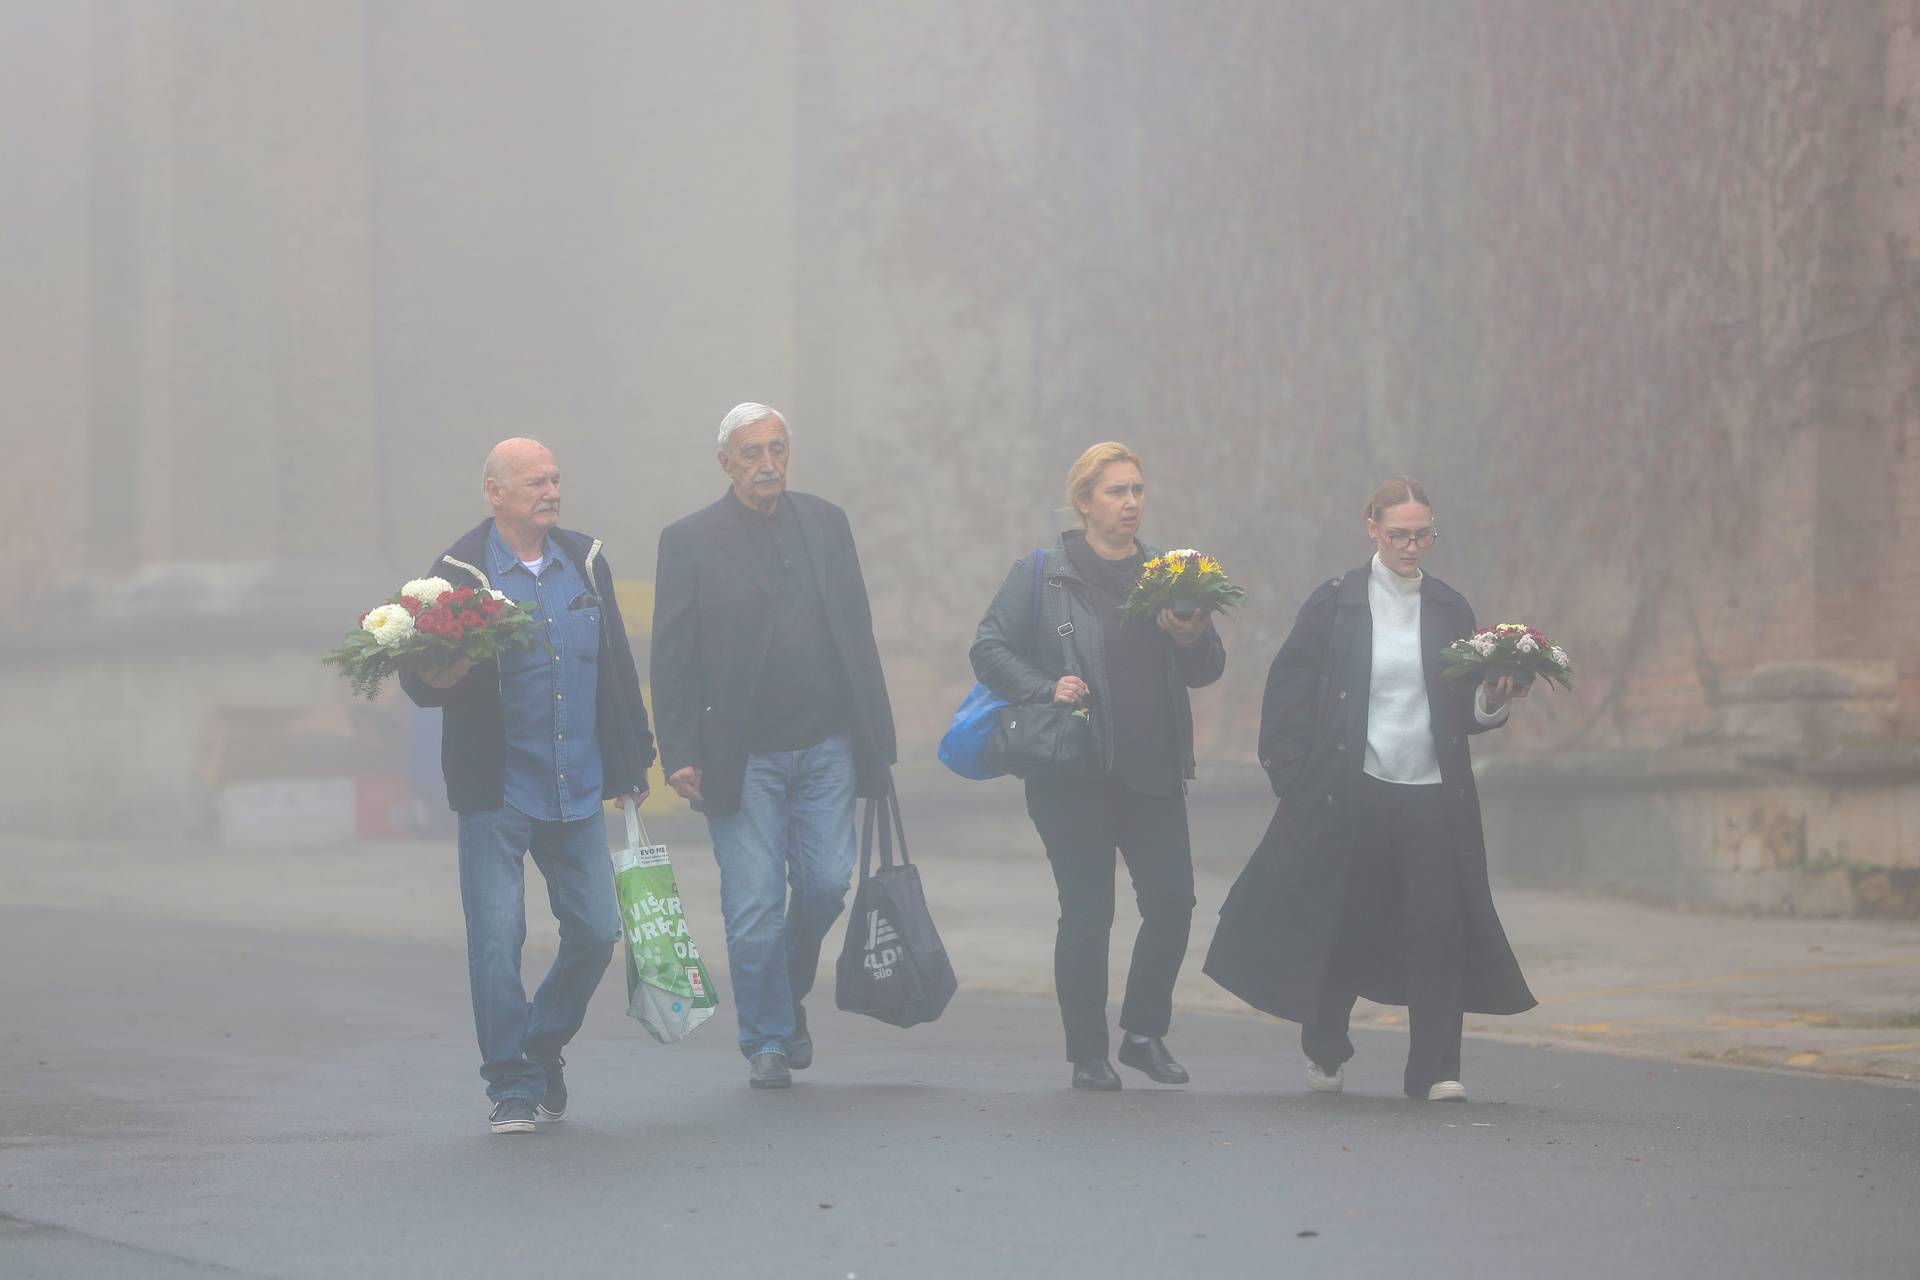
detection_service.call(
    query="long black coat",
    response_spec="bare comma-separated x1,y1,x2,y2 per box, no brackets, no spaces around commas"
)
1203,565,1536,1022
650,490,897,816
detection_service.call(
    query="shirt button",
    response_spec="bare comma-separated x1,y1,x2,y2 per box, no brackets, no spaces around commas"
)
1337,690,1347,700
556,693,564,701
557,733,564,740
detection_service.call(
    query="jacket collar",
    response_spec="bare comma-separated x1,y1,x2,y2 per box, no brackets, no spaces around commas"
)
1335,561,1465,608
441,518,599,590
1044,529,1162,587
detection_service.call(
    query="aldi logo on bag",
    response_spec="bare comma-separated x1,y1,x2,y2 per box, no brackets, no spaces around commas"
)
863,908,902,979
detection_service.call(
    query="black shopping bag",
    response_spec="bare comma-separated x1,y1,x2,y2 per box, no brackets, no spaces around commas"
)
834,780,957,1028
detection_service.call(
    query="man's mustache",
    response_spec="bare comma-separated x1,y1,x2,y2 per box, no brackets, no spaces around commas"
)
535,501,559,512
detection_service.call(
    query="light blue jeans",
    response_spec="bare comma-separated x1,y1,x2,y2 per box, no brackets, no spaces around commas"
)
705,734,859,1059
456,805,622,1103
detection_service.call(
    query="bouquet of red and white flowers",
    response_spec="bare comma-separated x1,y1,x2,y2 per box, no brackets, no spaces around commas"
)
323,576,541,699
1120,549,1248,622
1439,622,1573,693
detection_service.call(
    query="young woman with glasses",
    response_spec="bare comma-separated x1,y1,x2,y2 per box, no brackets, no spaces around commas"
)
1204,476,1537,1101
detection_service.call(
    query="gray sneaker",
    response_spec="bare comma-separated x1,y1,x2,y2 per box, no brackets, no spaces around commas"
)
749,1051,792,1089
488,1097,538,1134
535,1056,566,1121
788,1005,813,1071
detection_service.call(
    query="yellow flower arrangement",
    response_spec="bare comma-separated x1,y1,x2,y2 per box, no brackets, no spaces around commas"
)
1120,548,1247,622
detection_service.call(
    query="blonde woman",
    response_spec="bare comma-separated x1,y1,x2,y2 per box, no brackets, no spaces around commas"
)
1205,476,1535,1101
970,443,1226,1090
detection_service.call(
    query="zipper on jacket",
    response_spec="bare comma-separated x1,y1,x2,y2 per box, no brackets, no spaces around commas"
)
1048,570,1115,774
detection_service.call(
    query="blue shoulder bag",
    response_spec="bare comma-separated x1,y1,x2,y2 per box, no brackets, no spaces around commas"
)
938,550,1048,780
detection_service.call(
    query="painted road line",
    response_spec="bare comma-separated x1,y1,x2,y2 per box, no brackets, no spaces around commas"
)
1534,954,1920,1004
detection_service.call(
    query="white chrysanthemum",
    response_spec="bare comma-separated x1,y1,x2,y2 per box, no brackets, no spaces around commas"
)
402,576,454,605
1549,645,1570,669
362,603,417,648
485,588,508,602
1515,634,1539,654
1470,633,1498,658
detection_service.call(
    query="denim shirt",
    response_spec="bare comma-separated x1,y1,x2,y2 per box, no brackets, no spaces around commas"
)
487,526,604,822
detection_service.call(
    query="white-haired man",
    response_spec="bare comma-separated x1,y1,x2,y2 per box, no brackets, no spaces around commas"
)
650,404,897,1088
400,437,654,1134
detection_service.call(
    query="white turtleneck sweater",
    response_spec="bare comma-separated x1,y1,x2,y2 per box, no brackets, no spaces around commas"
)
1363,553,1508,785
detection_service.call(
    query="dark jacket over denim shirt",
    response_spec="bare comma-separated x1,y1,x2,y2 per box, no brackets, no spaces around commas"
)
968,532,1226,780
399,520,656,814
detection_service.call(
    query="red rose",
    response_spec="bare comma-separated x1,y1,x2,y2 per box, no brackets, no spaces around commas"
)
457,610,484,629
449,586,477,604
446,623,465,641
479,598,504,617
399,595,423,615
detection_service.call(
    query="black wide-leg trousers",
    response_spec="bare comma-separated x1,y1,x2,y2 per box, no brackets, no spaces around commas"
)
1301,775,1469,1097
1025,774,1197,1064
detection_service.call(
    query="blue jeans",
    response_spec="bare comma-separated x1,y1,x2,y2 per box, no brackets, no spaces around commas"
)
705,734,858,1059
457,805,622,1103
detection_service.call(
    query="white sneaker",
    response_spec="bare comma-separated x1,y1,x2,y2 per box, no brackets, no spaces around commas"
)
1306,1063,1345,1093
1426,1080,1467,1102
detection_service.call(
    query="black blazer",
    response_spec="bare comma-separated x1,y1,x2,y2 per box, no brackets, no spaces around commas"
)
398,520,656,814
649,490,897,816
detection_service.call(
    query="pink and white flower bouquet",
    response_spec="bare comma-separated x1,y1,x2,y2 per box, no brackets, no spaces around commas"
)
1439,622,1573,693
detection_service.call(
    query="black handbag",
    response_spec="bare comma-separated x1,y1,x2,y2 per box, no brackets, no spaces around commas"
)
986,700,1093,778
834,779,958,1028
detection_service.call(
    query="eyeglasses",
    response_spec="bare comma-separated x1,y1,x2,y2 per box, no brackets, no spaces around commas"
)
1382,527,1438,550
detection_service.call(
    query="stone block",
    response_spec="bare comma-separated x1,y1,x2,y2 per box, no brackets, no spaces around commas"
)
1803,786,1903,871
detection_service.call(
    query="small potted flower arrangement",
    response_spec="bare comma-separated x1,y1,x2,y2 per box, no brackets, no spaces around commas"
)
1120,549,1248,622
1439,622,1573,693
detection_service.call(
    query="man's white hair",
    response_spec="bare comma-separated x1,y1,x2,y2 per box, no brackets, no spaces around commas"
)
717,403,790,450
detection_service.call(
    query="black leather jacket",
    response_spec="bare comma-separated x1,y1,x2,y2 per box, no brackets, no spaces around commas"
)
968,532,1226,779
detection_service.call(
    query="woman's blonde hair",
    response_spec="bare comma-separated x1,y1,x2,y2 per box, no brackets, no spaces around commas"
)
1364,474,1432,522
1065,442,1144,522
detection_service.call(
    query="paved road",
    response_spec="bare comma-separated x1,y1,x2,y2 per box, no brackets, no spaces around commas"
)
2,903,1916,1279
10,817,1920,1083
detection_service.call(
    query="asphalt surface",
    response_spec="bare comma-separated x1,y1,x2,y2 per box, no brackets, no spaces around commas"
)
2,902,1916,1280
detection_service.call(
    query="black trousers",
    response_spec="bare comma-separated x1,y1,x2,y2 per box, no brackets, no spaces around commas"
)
1301,775,1469,1096
1025,774,1196,1063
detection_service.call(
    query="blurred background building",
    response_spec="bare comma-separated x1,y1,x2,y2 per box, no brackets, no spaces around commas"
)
4,1,1918,915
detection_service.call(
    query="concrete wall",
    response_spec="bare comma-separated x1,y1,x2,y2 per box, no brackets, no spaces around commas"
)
6,2,1920,912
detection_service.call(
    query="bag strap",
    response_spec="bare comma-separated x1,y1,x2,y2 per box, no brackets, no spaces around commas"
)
1027,546,1055,675
623,804,654,852
858,773,913,881
1030,547,1048,639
